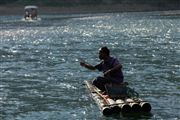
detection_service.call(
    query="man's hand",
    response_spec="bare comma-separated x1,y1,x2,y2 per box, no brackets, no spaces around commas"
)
80,61,96,70
104,69,112,77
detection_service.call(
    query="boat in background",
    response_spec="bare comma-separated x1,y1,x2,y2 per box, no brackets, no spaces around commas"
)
84,80,151,116
23,5,40,21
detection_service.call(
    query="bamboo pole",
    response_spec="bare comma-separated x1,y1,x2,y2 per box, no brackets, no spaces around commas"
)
92,85,121,113
134,98,151,112
126,98,141,112
116,99,131,113
85,81,112,115
91,93,112,115
105,97,121,113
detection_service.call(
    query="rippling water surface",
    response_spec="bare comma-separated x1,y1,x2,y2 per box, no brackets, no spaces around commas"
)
0,13,180,120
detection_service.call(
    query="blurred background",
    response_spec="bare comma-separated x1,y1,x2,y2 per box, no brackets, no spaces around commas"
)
0,0,180,15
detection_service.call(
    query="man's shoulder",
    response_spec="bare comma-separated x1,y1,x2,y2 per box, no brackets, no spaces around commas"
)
110,57,120,65
110,57,118,61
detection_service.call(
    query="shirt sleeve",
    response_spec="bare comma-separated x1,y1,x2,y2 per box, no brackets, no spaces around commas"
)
112,58,120,67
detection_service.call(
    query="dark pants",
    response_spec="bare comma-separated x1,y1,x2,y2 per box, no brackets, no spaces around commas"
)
92,76,111,92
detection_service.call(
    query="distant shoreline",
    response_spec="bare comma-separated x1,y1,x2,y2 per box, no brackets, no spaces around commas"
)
0,4,180,15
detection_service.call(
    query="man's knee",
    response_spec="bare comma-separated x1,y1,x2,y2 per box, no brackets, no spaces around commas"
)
92,77,108,91
92,77,99,86
92,77,104,85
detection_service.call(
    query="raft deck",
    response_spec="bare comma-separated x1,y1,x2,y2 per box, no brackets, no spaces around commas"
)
84,80,151,116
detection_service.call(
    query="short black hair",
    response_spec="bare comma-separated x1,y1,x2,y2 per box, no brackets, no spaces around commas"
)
99,46,110,56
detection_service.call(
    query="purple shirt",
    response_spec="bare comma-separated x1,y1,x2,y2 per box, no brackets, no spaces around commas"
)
95,57,124,83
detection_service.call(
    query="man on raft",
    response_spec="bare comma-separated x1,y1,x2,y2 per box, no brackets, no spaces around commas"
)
80,46,124,92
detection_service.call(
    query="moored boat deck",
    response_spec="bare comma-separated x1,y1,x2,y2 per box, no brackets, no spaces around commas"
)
84,80,151,116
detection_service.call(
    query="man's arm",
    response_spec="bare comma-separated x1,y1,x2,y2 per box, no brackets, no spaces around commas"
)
111,64,122,71
104,64,122,76
80,61,96,70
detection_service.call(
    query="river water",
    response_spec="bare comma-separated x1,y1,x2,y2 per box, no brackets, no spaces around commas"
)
0,12,180,120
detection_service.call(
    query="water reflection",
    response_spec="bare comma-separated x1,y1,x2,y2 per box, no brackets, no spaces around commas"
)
0,13,180,120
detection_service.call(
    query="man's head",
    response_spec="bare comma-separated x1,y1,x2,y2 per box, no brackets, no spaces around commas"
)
98,46,110,60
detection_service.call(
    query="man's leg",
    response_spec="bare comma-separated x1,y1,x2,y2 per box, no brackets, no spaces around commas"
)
92,76,110,91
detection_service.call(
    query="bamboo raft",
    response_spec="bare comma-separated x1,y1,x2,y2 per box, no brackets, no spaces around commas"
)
84,80,151,116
